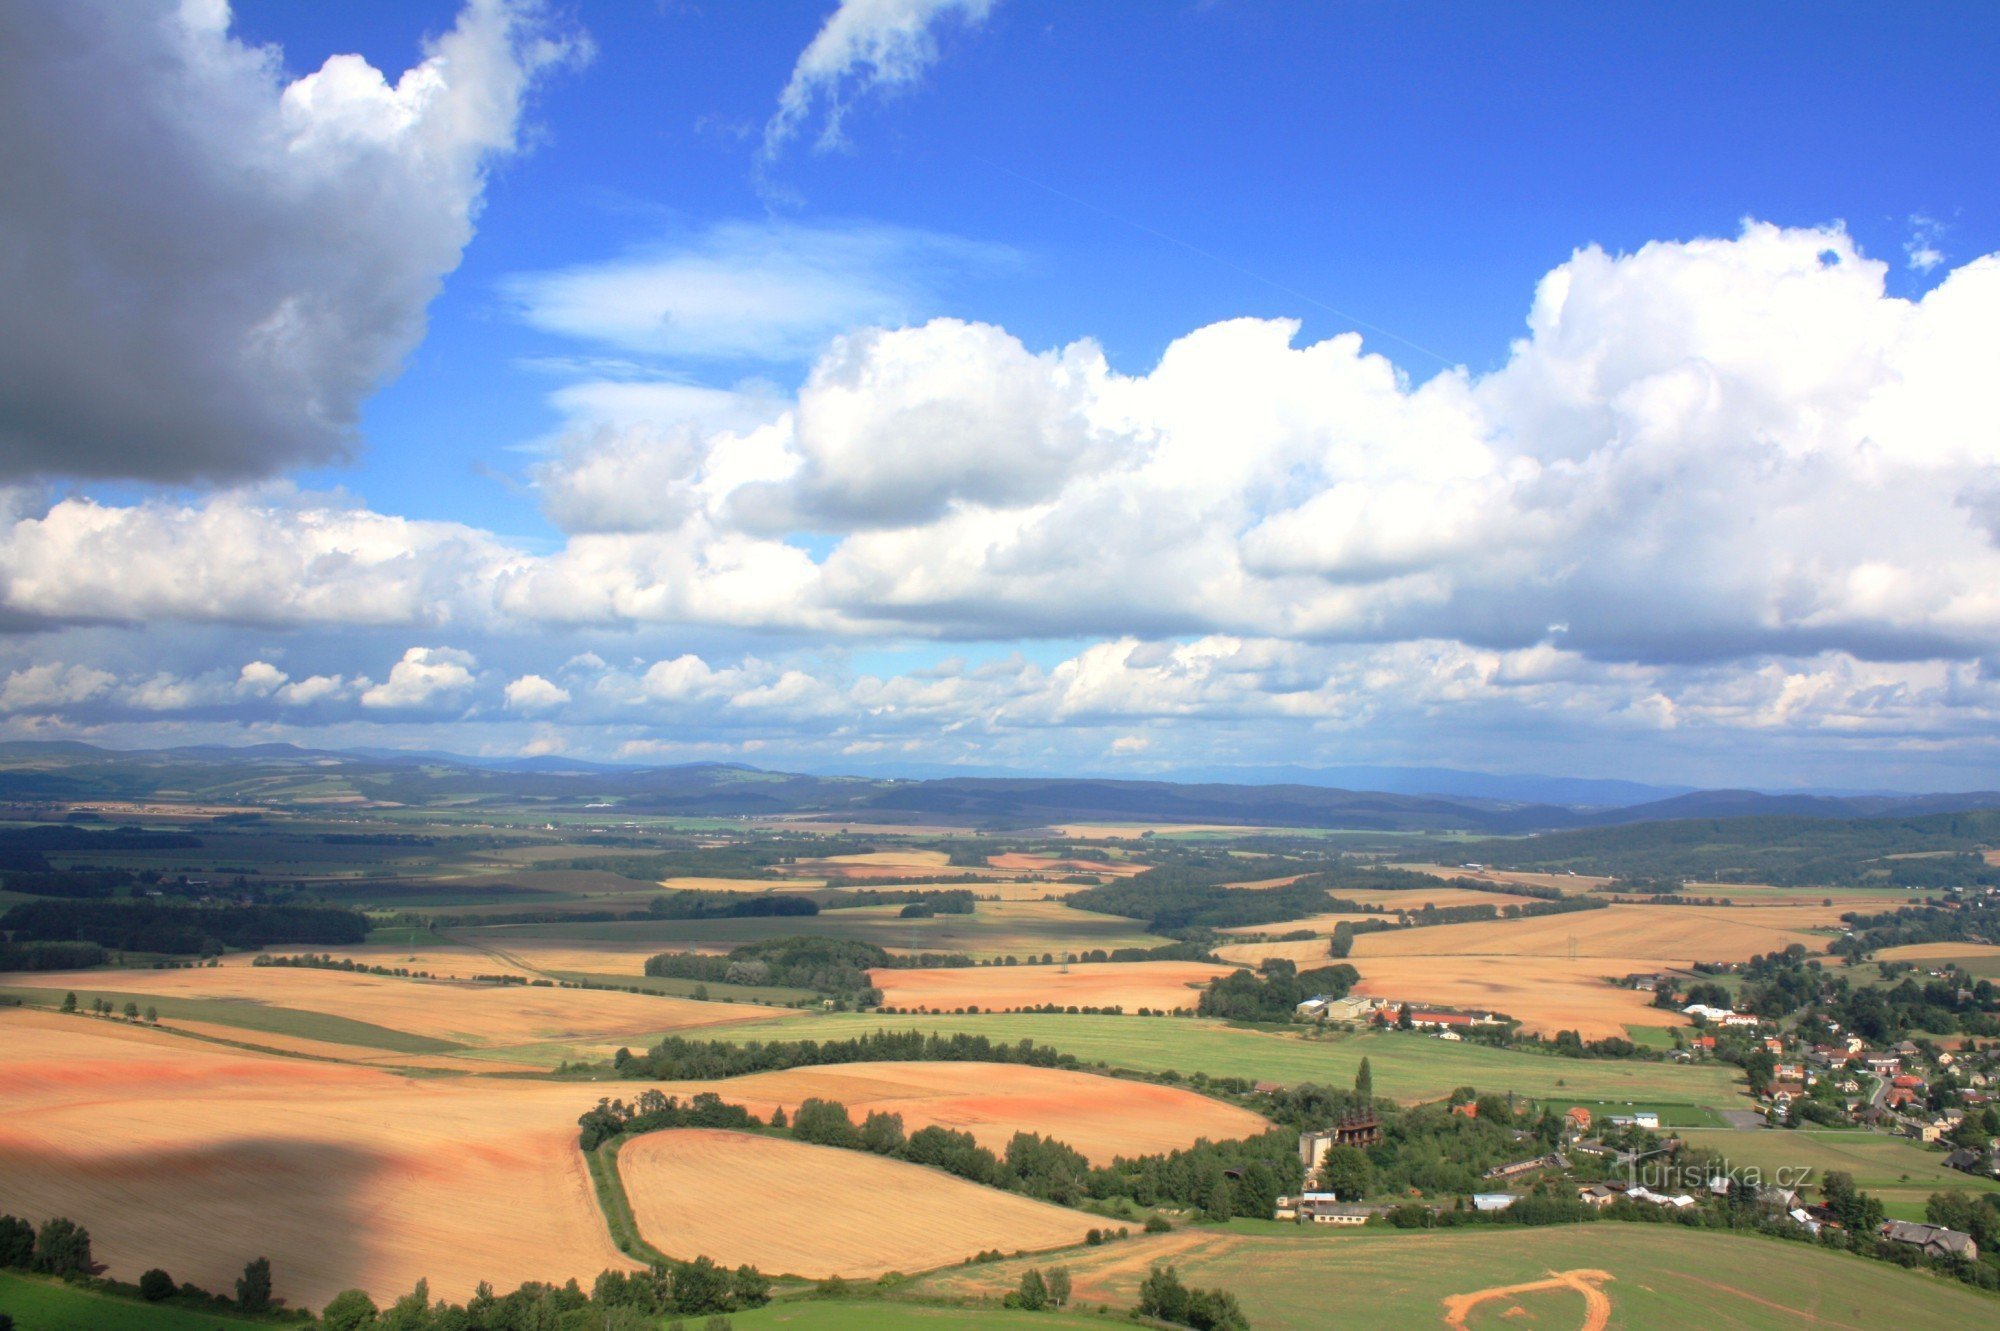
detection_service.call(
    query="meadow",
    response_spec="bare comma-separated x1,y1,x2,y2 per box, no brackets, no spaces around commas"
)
710,1010,1750,1110
1676,1126,2000,1217
0,1272,273,1330
917,1222,2000,1330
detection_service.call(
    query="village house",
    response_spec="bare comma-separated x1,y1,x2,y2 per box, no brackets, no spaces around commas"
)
1879,1221,1978,1262
1298,1113,1384,1175
1564,1106,1593,1136
1484,1151,1566,1181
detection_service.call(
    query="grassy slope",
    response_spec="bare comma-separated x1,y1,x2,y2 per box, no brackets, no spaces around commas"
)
734,1304,1106,1330
0,985,461,1054
708,1010,1748,1109
918,1224,1998,1331
0,1272,271,1330
1678,1126,2000,1213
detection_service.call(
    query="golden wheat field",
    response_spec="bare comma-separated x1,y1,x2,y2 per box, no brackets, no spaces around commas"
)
1211,938,1353,968
1349,902,1829,962
618,1129,1096,1277
12,962,779,1051
870,960,1232,1014
985,852,1145,877
1335,886,1543,911
0,1009,633,1307
646,1060,1266,1164
1348,955,1688,1040
1216,911,1386,937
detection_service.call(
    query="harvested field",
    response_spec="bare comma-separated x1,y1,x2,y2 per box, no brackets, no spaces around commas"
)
1865,941,2000,978
1351,903,1830,962
789,850,959,879
8,963,777,1053
1218,911,1384,936
619,1129,1094,1277
1335,886,1541,911
986,853,1144,877
1343,904,1831,1038
646,1061,1265,1164
1212,938,1351,968
0,1009,632,1307
1051,823,1259,837
1348,955,1684,1040
473,899,1169,961
870,960,1233,1014
1405,864,1612,894
661,875,827,891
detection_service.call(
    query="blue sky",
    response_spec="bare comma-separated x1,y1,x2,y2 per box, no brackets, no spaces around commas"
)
1,1,1998,788
247,0,1999,531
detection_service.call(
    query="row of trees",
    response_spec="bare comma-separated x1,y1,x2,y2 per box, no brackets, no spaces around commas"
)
317,1260,769,1330
0,1215,91,1276
0,898,367,953
601,1029,1079,1080
1136,1263,1249,1330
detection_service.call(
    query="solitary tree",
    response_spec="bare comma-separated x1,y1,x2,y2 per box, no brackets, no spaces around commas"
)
1013,1268,1049,1311
145,1006,158,1024
1354,1056,1373,1098
122,1001,139,1019
1046,1266,1073,1307
60,992,76,1013
236,1256,272,1312
139,1268,176,1301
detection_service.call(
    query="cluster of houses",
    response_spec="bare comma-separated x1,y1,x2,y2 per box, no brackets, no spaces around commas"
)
1291,994,1506,1040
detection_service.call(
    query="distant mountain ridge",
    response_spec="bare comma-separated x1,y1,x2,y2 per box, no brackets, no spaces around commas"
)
0,740,1993,833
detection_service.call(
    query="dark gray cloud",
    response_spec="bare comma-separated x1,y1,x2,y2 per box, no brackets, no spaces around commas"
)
0,0,571,482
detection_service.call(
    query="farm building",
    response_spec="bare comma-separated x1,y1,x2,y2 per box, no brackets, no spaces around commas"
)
1879,1221,1978,1261
1277,1193,1383,1225
1605,1111,1660,1130
1471,1194,1517,1213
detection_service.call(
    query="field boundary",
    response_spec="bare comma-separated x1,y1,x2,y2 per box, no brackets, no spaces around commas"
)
584,1135,674,1267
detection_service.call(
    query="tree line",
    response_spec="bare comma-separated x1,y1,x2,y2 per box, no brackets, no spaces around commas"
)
598,1029,1080,1080
0,898,367,953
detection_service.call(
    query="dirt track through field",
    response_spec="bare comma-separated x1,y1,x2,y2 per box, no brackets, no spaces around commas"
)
1441,1268,1614,1331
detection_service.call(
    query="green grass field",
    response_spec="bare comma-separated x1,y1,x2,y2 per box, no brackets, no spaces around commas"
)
916,1224,1998,1330
734,1302,1107,1330
1677,1126,2000,1214
0,985,462,1054
0,1272,270,1330
704,1010,1749,1109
